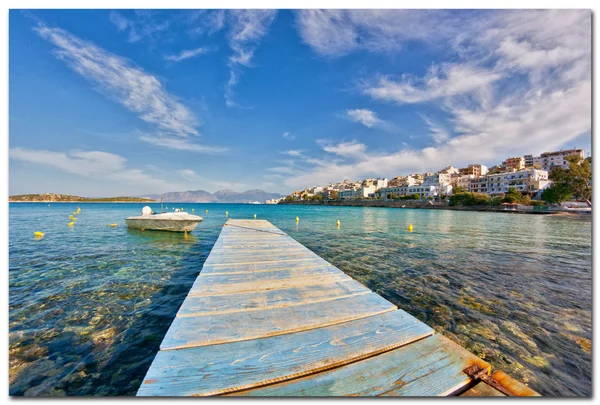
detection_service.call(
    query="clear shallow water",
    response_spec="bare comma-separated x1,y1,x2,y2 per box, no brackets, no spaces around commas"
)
9,202,591,396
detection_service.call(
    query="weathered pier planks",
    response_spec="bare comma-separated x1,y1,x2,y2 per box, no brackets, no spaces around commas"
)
137,219,539,397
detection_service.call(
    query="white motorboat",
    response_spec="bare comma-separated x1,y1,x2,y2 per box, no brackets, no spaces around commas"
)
126,206,203,232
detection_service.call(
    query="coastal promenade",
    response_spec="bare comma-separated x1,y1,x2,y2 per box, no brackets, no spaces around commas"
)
137,219,539,397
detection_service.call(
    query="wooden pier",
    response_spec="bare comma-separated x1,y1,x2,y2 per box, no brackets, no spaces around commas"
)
137,219,538,397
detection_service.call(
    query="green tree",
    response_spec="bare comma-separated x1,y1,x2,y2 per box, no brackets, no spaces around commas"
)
543,155,592,205
329,191,339,200
488,196,502,206
313,194,323,201
501,187,522,203
453,186,466,194
389,193,399,200
541,185,572,204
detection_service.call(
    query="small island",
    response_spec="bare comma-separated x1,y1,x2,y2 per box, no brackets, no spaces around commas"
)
9,193,156,203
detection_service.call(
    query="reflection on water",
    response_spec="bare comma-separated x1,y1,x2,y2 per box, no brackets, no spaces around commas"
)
9,203,591,396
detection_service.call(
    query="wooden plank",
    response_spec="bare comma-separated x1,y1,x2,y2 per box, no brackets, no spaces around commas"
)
195,265,343,284
200,260,331,275
178,279,369,316
203,257,323,267
137,310,434,396
229,334,490,397
189,273,353,296
204,255,318,267
160,292,397,350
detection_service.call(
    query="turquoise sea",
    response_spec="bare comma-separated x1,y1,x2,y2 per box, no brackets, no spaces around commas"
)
9,202,592,396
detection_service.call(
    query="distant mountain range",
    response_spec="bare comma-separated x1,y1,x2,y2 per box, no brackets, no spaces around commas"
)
139,189,284,203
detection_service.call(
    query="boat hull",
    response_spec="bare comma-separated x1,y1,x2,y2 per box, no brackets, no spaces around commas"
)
125,218,202,232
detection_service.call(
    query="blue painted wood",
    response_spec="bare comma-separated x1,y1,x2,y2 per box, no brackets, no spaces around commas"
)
160,292,396,350
137,310,434,396
229,334,491,397
178,279,369,316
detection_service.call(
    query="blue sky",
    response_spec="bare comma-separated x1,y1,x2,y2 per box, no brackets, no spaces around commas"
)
9,9,591,196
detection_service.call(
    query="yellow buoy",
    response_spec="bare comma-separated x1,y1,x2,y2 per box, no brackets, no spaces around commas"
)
72,211,78,215
192,208,194,212
206,209,209,213
336,220,341,227
296,217,299,222
184,230,188,239
69,216,77,221
254,214,257,219
68,222,74,227
408,224,413,232
110,223,117,227
226,211,228,216
34,232,44,237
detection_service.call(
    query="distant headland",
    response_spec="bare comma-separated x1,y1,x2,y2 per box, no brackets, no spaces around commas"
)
9,193,156,203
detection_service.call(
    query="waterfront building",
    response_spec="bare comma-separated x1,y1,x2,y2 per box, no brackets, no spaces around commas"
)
469,177,488,194
504,157,525,172
459,164,488,177
376,185,438,200
266,198,285,204
481,168,550,196
532,148,584,171
339,184,377,199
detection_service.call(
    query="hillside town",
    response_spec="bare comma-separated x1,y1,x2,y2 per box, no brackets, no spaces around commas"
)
272,148,588,204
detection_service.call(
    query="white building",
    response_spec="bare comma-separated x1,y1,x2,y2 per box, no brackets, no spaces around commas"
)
423,173,452,187
454,175,476,191
532,148,584,171
376,185,438,200
483,168,550,196
339,185,376,199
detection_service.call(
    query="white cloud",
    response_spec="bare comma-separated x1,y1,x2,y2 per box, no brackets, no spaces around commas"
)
346,108,384,127
177,169,198,181
295,10,454,57
138,134,228,153
35,23,198,138
109,10,170,43
363,64,502,104
10,147,177,190
164,47,209,62
224,10,277,107
35,22,226,154
420,115,450,144
322,141,367,159
283,150,302,157
282,132,296,140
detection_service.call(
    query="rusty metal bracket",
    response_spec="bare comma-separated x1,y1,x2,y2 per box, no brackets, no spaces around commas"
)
463,365,515,397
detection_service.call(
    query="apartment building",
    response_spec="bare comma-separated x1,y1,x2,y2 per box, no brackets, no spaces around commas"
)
375,185,438,200
504,157,525,172
454,174,476,190
476,168,550,196
469,177,488,194
524,154,534,167
460,164,488,177
533,148,584,171
424,172,452,187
